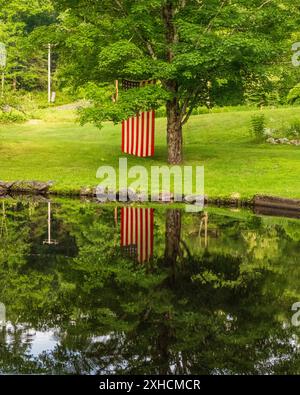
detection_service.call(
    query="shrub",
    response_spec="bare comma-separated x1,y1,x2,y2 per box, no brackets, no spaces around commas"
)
0,112,27,124
287,83,300,105
285,121,300,139
249,114,266,141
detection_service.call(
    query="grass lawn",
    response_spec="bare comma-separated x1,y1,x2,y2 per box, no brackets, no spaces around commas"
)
1,106,300,199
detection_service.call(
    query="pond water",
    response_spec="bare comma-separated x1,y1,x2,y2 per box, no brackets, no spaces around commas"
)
0,197,300,374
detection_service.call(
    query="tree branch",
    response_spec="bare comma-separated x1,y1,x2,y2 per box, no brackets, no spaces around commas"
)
204,0,227,33
258,0,273,10
162,1,178,63
114,0,157,60
181,87,203,126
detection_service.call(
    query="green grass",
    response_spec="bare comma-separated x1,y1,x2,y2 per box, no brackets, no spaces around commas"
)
1,106,300,199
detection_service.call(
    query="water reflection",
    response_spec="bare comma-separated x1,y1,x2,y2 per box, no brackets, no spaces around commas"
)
120,208,154,263
43,202,58,246
0,198,300,374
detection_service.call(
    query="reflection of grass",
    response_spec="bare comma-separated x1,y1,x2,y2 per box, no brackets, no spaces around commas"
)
1,106,300,199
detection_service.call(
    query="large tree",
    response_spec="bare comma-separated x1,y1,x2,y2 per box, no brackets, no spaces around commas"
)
53,0,298,163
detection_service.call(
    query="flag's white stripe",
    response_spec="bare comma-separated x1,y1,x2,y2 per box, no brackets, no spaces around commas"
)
128,207,132,245
125,120,128,153
143,113,147,157
123,208,127,245
132,208,136,244
147,209,151,259
133,115,137,156
143,209,147,262
137,208,141,262
147,111,152,157
138,113,143,157
128,119,132,155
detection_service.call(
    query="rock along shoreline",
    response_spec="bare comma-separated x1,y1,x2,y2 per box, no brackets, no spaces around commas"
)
1,180,300,215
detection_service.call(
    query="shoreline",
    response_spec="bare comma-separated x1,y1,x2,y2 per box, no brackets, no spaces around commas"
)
1,181,300,217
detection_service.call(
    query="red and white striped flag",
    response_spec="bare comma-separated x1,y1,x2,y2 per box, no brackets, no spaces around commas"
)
122,111,155,157
120,207,154,263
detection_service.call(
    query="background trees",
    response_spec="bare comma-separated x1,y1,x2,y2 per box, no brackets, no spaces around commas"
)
0,0,56,91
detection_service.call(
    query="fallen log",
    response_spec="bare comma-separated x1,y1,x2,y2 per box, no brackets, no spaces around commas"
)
0,181,54,194
254,206,300,220
254,195,300,211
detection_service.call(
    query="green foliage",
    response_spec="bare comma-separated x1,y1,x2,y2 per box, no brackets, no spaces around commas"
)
287,83,300,105
285,121,300,139
79,82,170,127
50,0,299,130
0,91,30,123
0,112,26,124
276,123,300,140
249,114,266,141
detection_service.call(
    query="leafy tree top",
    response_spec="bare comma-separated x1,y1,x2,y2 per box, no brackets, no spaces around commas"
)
53,0,299,125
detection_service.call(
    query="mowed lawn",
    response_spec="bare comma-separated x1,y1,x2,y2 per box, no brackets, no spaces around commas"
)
1,106,300,199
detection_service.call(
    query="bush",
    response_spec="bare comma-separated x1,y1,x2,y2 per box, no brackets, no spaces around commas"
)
249,114,266,141
0,112,27,124
285,121,300,139
287,84,300,105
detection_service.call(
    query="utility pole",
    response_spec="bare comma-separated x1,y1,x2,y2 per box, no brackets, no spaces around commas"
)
48,43,51,103
43,201,58,245
0,43,7,98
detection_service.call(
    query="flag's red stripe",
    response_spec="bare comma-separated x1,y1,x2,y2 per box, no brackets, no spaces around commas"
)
122,121,125,152
150,208,154,257
145,208,149,262
126,119,130,154
145,112,150,157
121,208,124,247
145,112,149,157
130,207,133,246
151,111,155,156
140,112,145,158
140,209,144,263
125,208,128,246
135,208,138,254
130,117,134,155
136,113,139,156
140,112,144,157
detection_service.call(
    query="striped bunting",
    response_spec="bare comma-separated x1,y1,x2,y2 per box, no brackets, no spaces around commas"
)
122,111,155,157
120,207,154,263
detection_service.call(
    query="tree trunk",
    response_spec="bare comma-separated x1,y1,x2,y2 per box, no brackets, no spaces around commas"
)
163,2,183,164
164,209,182,267
166,99,183,164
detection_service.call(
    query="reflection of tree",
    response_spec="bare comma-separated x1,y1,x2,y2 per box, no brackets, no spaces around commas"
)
0,200,300,374
165,209,182,267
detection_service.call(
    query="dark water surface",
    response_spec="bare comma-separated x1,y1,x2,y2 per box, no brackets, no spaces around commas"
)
0,197,300,374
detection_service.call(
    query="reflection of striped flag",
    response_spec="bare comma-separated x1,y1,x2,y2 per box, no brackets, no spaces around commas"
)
122,111,155,157
121,208,154,263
